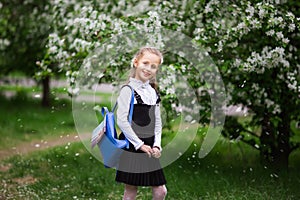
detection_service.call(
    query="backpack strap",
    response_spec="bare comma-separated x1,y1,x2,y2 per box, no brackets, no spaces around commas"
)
101,107,109,116
155,89,161,104
134,90,144,104
112,85,134,124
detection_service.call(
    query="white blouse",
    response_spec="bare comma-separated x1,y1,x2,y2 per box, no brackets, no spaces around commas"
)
116,78,162,150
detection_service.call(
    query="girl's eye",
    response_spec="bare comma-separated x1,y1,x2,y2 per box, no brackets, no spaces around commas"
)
151,64,157,69
143,62,149,65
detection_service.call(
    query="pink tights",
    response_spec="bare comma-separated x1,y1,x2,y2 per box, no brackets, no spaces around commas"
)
123,184,167,200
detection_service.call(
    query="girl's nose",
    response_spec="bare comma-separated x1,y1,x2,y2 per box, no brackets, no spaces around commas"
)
143,64,151,70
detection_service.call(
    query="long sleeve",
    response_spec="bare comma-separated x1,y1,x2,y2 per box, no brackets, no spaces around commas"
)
116,86,144,150
153,104,162,150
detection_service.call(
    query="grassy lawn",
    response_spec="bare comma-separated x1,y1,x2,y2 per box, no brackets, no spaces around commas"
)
0,88,300,199
1,139,300,199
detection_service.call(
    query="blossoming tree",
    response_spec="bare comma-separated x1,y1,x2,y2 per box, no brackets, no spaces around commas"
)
193,0,300,169
37,0,299,169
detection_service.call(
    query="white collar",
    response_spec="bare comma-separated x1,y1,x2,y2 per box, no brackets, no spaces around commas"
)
129,77,150,89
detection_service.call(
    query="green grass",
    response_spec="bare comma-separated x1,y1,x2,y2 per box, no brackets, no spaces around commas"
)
1,139,300,199
0,91,76,149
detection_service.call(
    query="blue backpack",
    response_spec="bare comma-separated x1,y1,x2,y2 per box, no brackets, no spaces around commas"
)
91,85,134,168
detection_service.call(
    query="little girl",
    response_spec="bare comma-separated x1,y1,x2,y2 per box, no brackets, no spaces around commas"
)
116,47,167,200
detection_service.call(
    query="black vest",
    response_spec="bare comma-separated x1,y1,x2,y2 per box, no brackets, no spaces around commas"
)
131,90,161,139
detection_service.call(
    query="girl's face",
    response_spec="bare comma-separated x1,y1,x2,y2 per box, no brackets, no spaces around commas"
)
133,52,160,83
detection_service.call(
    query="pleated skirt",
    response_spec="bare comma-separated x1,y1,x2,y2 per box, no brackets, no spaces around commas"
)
115,134,167,186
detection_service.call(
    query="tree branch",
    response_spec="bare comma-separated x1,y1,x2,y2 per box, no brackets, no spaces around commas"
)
241,127,258,138
240,137,260,150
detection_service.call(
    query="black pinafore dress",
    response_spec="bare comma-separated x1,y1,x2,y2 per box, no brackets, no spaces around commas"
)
116,90,167,186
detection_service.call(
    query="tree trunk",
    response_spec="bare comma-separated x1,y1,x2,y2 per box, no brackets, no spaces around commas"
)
272,111,290,170
260,112,290,171
41,75,51,107
260,113,275,165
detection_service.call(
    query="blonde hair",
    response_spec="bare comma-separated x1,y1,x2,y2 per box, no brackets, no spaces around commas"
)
129,47,163,89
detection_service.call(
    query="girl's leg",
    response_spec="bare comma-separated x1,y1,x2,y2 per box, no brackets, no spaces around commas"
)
152,185,167,200
123,184,138,200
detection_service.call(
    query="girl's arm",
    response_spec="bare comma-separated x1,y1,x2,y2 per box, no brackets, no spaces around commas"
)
117,86,144,150
153,104,162,151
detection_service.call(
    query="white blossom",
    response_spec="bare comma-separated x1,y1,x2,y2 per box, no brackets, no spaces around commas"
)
265,98,274,108
266,29,275,36
245,4,255,17
204,4,213,14
0,38,10,50
272,104,281,114
275,31,284,40
286,12,295,20
282,38,289,44
258,6,266,19
288,23,296,32
250,18,261,28
166,87,175,95
49,46,58,54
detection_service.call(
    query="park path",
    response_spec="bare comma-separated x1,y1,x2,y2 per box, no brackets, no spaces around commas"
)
0,133,89,162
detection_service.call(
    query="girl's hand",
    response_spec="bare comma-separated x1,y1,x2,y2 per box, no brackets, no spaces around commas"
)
139,145,153,157
151,147,161,158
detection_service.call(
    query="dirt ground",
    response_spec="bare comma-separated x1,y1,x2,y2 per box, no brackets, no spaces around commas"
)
0,134,83,162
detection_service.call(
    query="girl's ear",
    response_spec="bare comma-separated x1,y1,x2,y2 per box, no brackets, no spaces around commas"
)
133,58,138,68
